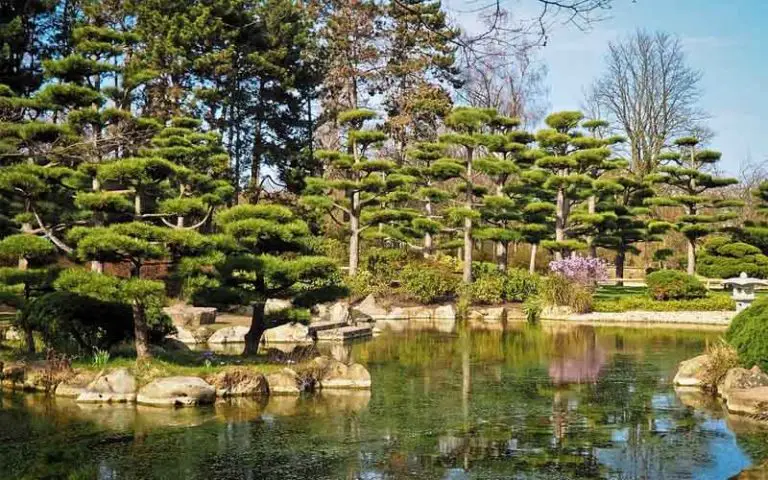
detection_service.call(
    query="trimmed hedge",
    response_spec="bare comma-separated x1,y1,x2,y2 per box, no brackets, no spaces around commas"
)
646,270,707,300
726,296,768,371
593,293,734,313
697,236,768,279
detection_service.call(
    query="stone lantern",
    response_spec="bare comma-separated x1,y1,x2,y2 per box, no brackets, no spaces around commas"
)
722,272,768,312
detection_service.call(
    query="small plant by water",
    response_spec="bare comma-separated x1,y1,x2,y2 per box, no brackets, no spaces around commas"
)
92,349,110,369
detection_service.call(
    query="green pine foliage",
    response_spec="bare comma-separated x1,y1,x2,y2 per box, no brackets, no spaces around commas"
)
697,236,768,278
726,296,768,371
647,137,741,274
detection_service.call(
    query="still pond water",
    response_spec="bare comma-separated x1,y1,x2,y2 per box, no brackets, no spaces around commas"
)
2,325,768,479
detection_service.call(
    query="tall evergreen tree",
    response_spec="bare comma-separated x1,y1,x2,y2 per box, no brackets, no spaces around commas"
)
648,137,740,275
302,109,408,276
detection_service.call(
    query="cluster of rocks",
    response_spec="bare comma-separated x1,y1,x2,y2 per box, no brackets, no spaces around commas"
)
674,354,768,418
0,355,371,408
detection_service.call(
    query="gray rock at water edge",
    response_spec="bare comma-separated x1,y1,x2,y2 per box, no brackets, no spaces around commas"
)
208,326,250,344
310,356,372,390
329,302,351,325
718,366,768,401
55,371,97,398
433,305,456,321
137,377,216,407
353,295,388,320
168,325,213,344
163,305,217,326
725,386,768,417
673,354,711,388
207,370,268,398
468,307,507,324
262,322,312,344
76,368,137,403
266,368,303,395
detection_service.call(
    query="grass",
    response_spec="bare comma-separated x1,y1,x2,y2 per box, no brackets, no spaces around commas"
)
593,285,647,301
592,293,735,313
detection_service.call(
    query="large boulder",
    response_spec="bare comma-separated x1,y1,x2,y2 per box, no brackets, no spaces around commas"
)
137,376,216,407
718,366,768,401
76,368,137,403
468,307,507,330
55,371,97,398
434,304,456,321
163,305,216,326
208,326,249,344
4,326,22,342
329,302,350,325
311,356,371,389
207,369,269,398
726,387,768,417
169,325,213,344
266,368,302,395
353,295,388,320
673,354,711,388
0,361,64,392
263,322,312,344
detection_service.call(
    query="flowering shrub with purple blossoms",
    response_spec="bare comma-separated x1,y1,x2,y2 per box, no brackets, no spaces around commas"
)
549,256,608,287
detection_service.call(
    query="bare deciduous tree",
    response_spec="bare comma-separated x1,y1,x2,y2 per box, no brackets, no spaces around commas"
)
587,30,705,177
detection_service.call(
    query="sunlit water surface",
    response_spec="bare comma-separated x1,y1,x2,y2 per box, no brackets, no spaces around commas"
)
2,325,768,479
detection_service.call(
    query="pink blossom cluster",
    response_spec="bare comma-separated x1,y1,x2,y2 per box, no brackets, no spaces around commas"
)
549,256,609,286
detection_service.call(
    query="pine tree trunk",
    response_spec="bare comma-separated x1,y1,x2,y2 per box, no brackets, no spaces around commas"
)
496,241,508,272
529,243,538,274
423,199,433,258
463,148,473,283
23,326,35,354
349,206,360,276
243,301,267,356
555,186,566,261
587,195,597,258
463,217,473,283
687,239,696,275
132,302,151,360
615,249,626,287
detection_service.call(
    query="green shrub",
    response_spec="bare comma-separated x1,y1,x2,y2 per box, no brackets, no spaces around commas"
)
503,269,540,302
592,293,734,312
522,296,543,324
697,237,768,279
468,274,505,305
540,274,592,313
400,263,459,304
726,296,768,371
364,247,410,284
646,270,707,300
345,270,386,300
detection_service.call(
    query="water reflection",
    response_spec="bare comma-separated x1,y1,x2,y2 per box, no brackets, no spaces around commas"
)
2,326,768,479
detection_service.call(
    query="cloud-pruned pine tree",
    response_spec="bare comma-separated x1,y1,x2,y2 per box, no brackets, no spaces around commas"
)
648,137,741,274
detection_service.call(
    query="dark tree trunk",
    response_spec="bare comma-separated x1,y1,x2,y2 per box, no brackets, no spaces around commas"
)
615,248,626,287
243,301,267,356
133,303,151,360
24,326,35,354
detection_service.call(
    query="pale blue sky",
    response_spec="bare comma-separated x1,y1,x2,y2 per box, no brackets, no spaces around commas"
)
450,0,767,175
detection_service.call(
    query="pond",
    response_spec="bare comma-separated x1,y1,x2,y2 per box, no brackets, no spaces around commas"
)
2,325,768,479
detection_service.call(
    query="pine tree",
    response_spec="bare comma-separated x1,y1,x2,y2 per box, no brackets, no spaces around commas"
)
534,111,620,260
205,204,345,354
382,0,459,160
302,109,407,276
0,234,56,351
648,137,740,275
474,116,535,270
440,107,496,283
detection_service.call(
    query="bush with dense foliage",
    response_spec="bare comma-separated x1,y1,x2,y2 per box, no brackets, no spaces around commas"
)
697,236,768,279
646,270,707,300
725,296,768,372
19,291,174,355
467,273,505,305
400,263,460,304
503,269,541,301
593,293,734,312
